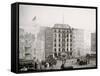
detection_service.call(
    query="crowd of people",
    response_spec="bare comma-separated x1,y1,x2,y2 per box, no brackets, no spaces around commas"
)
20,56,69,71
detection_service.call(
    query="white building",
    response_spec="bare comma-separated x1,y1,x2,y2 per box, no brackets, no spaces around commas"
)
33,39,45,62
45,27,53,58
72,28,84,57
19,28,25,59
52,24,73,58
91,33,96,54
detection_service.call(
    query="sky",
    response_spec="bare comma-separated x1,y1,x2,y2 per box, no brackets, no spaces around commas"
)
19,4,96,51
19,4,96,33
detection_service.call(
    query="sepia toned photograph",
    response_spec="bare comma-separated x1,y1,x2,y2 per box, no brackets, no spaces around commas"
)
17,3,97,72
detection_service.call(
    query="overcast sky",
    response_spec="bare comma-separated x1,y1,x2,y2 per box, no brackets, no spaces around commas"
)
19,5,96,33
19,4,96,50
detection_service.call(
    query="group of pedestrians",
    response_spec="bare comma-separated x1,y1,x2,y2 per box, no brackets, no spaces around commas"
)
33,58,50,70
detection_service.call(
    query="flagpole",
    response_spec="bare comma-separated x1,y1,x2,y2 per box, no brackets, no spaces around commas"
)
62,10,64,24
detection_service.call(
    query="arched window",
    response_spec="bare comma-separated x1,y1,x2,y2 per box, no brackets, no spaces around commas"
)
59,29,60,32
59,39,60,42
59,44,60,47
54,48,56,52
54,53,57,57
54,29,56,32
59,48,60,51
54,44,56,47
62,48,65,52
59,34,60,37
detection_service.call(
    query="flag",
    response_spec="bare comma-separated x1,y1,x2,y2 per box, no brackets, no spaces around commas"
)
32,16,36,21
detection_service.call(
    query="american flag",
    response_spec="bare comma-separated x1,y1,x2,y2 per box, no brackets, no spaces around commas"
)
32,16,36,21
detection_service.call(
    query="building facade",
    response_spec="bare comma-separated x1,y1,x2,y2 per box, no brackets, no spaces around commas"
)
91,33,96,54
19,28,25,59
52,24,73,58
72,29,84,57
19,28,35,60
45,24,84,59
45,27,53,58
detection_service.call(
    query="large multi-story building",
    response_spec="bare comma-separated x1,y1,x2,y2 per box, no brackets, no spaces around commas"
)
72,29,84,57
32,26,47,61
19,28,35,60
45,24,84,59
91,33,96,54
45,27,53,58
19,28,25,59
52,24,73,58
24,43,32,60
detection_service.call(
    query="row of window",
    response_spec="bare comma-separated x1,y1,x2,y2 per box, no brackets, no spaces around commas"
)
54,38,72,42
54,42,72,47
54,52,61,57
54,34,72,37
53,29,72,33
54,48,72,52
54,43,72,47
